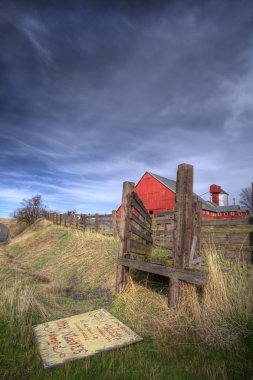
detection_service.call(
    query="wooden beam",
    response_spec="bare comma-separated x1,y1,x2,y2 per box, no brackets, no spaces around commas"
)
188,236,197,268
130,213,152,233
174,163,194,268
169,163,194,307
129,224,152,243
132,192,152,223
116,181,135,293
192,195,202,259
131,197,152,224
118,257,207,286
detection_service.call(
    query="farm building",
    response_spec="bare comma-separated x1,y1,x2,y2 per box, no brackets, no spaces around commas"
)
117,172,249,219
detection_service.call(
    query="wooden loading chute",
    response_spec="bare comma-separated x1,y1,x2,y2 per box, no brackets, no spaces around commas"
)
115,163,207,307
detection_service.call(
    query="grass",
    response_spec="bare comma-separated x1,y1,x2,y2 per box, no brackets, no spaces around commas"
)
0,219,252,379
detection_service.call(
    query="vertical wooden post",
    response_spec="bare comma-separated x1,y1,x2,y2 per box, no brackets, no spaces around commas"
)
252,182,253,215
191,195,202,260
112,210,117,238
116,181,135,293
169,163,194,308
95,214,99,233
83,214,86,231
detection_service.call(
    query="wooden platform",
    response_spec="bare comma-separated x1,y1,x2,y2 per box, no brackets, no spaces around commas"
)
118,257,207,287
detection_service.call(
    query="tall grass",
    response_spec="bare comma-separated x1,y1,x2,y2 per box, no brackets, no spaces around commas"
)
0,277,52,346
113,246,253,350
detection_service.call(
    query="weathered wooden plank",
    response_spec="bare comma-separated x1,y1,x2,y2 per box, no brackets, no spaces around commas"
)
169,278,180,308
174,163,194,268
192,195,202,259
169,163,194,307
156,211,175,218
156,220,175,225
130,213,152,233
153,230,173,236
202,218,252,226
118,257,207,286
129,224,152,243
188,236,197,268
131,198,152,224
128,239,151,251
116,182,135,293
132,192,152,223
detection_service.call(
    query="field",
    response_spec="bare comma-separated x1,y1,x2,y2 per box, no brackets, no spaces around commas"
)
0,219,252,380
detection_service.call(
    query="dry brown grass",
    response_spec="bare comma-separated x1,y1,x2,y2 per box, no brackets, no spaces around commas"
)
114,246,253,349
0,278,50,323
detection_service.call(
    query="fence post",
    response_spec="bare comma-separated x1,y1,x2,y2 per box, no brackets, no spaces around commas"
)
252,182,253,214
116,181,135,293
82,214,86,231
191,195,202,262
95,214,99,233
112,210,117,238
169,163,193,307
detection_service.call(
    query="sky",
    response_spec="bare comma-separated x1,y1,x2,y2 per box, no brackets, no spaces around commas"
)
0,0,253,217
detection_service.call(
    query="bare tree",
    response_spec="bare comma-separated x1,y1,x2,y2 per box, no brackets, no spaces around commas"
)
239,186,252,213
13,194,47,225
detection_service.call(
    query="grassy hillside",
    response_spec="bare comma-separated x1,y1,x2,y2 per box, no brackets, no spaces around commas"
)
0,219,252,380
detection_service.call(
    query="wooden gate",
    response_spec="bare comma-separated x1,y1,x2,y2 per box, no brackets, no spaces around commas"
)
115,182,153,292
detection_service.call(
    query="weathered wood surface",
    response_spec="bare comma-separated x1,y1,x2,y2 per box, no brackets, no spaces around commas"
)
189,236,197,268
127,239,152,255
156,219,175,225
169,163,193,307
174,163,194,268
116,181,135,293
129,224,152,243
202,217,253,226
131,194,152,224
192,195,202,258
118,257,207,286
130,213,152,232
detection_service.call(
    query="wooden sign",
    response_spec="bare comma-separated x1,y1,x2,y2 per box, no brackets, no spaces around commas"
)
33,309,142,368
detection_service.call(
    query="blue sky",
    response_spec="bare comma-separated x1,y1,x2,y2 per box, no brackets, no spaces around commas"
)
1,0,253,217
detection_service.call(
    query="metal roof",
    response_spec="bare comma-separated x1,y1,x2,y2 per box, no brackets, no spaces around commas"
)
149,172,177,192
148,172,243,213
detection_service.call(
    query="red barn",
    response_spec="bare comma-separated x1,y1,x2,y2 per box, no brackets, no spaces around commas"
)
117,172,249,219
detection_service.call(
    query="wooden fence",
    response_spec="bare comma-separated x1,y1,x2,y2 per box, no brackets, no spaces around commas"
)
44,204,252,266
45,211,120,236
152,211,253,264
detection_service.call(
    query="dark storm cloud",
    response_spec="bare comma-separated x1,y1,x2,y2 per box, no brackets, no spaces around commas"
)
0,0,253,215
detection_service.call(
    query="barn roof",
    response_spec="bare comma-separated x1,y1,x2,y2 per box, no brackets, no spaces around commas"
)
148,172,243,213
149,172,177,192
